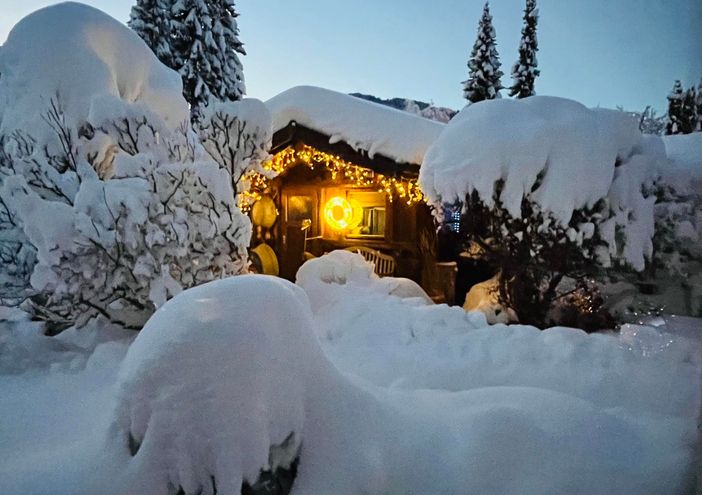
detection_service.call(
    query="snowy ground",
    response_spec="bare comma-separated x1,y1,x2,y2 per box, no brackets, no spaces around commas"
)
0,255,700,494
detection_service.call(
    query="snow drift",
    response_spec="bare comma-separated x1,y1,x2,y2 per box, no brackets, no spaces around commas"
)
107,274,697,494
300,253,700,418
0,1,188,142
265,86,445,165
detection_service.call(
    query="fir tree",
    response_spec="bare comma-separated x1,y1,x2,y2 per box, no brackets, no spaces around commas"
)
509,0,539,98
665,80,684,135
462,2,504,104
680,86,697,134
695,78,702,132
172,0,246,121
128,0,174,68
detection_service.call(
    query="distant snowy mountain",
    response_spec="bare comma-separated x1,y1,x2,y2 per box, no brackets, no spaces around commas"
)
350,93,456,123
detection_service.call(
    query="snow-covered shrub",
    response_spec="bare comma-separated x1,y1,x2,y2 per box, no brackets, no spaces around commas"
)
0,146,35,306
604,133,702,319
421,97,662,328
198,99,273,200
636,181,702,316
0,4,263,330
1,97,252,330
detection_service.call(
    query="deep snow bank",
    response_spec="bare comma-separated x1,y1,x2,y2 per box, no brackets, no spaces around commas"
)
107,274,697,494
0,331,130,495
0,1,187,140
300,253,700,420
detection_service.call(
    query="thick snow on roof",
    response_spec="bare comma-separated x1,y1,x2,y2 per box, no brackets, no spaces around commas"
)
0,2,188,137
420,96,645,224
662,133,702,184
265,86,445,165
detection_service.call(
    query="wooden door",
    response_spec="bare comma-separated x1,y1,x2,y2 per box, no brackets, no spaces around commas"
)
279,186,320,280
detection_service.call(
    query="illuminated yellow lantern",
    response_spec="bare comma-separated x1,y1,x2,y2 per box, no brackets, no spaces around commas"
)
324,196,354,230
251,195,277,229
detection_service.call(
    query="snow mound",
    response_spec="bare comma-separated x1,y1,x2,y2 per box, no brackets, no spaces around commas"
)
0,2,188,140
420,96,648,224
296,250,433,312
110,275,319,494
265,86,445,165
109,274,696,494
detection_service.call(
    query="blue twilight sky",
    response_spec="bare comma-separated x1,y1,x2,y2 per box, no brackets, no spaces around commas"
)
1,0,701,113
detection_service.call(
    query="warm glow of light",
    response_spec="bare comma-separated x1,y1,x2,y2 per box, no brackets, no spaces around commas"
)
238,144,424,212
324,196,354,230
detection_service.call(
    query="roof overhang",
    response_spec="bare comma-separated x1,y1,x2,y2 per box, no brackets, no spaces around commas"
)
271,121,420,179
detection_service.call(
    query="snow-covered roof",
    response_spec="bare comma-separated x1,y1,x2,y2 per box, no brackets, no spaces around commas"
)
265,86,445,165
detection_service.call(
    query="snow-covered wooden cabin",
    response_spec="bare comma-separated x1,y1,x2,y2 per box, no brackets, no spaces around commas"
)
247,86,453,298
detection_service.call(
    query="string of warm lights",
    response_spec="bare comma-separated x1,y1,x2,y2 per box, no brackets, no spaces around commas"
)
238,144,424,211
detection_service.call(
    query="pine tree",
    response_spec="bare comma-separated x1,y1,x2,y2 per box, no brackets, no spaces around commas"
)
172,0,246,121
695,78,702,132
665,80,685,135
462,2,504,104
509,0,539,98
680,86,697,134
128,0,174,68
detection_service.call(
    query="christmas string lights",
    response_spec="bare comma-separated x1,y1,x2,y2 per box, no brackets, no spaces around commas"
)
239,144,424,211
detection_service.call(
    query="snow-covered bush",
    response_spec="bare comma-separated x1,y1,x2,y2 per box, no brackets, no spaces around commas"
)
198,99,273,199
603,133,702,319
650,183,702,315
0,4,263,330
421,97,662,328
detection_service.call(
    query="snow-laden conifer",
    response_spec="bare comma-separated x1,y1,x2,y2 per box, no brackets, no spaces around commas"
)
509,0,539,98
462,2,504,104
665,80,685,135
172,0,246,121
128,0,174,67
